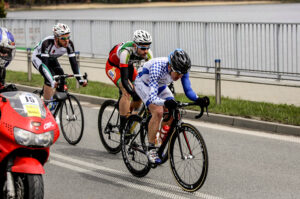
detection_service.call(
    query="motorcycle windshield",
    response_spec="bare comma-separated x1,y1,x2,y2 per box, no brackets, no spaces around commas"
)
1,91,46,118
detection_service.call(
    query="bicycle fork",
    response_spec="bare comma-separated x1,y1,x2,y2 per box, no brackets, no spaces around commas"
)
65,97,77,121
177,126,194,160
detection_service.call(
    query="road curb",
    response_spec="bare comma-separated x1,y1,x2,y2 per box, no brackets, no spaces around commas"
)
16,84,300,137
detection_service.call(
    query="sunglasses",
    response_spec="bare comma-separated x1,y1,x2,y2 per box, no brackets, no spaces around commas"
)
59,36,70,41
136,44,151,51
170,65,185,75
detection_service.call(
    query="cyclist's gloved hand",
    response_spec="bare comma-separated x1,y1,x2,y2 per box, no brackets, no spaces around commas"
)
164,99,178,110
196,96,210,107
0,84,18,92
79,80,88,87
54,81,58,88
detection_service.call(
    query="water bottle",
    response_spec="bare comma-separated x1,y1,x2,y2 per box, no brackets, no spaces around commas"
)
160,125,170,143
155,132,162,147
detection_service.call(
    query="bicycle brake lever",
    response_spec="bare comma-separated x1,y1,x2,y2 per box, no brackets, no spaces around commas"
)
206,107,209,116
83,72,88,79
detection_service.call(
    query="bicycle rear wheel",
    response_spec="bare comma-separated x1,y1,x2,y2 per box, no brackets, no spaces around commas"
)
169,123,208,192
59,94,84,145
98,100,121,154
121,115,150,177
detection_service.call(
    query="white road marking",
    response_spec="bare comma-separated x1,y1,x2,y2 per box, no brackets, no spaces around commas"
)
185,119,300,144
51,153,223,199
51,160,190,199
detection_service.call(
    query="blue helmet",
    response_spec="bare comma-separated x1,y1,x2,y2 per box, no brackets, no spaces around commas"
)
0,27,16,62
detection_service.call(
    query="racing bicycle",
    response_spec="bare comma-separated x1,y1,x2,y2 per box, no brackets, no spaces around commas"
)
34,73,87,145
121,97,210,192
97,83,175,154
97,91,145,154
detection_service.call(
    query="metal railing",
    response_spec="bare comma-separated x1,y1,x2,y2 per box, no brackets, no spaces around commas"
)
2,18,300,80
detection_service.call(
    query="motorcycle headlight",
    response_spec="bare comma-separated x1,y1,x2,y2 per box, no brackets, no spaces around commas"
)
14,127,54,147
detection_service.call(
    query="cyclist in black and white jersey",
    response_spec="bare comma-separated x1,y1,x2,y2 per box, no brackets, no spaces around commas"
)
32,23,87,101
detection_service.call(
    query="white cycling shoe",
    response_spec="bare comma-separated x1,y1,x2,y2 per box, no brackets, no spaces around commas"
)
147,149,162,164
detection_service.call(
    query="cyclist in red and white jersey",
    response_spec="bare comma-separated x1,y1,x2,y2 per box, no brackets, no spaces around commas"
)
32,23,87,101
105,30,153,132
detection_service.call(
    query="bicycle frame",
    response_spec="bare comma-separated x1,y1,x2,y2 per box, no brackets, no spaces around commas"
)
135,101,204,164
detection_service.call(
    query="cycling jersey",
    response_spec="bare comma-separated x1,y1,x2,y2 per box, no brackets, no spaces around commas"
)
135,57,198,106
106,41,153,95
32,36,80,88
108,41,153,69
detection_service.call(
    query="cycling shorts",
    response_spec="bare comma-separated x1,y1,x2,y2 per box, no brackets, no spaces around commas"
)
134,77,174,107
105,60,138,87
32,54,64,88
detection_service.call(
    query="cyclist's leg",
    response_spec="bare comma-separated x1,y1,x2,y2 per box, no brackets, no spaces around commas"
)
158,86,175,127
32,55,55,100
43,59,63,100
118,82,132,131
129,66,142,114
134,78,163,163
105,62,129,130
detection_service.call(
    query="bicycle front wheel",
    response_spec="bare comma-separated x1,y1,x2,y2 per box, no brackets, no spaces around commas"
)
121,115,151,177
98,100,121,154
59,94,84,145
169,123,208,192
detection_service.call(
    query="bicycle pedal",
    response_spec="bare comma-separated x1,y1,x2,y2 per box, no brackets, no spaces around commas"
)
150,163,158,169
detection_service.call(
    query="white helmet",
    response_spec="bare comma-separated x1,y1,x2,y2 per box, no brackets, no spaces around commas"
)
53,23,71,37
0,27,16,62
133,30,152,45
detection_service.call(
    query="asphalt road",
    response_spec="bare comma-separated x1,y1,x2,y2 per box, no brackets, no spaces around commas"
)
43,101,300,199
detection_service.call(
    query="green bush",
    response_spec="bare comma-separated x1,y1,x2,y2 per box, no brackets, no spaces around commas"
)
0,0,6,18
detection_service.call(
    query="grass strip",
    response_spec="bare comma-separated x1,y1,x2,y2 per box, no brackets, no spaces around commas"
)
6,70,300,126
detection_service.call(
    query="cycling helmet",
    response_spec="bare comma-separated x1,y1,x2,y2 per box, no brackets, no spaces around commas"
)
168,49,191,74
53,23,71,37
0,27,16,62
133,30,152,45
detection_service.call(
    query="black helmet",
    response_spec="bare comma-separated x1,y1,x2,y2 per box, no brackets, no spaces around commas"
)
168,49,191,74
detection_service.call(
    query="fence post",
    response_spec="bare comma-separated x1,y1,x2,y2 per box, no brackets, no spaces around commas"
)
27,48,32,81
215,59,221,105
76,51,80,89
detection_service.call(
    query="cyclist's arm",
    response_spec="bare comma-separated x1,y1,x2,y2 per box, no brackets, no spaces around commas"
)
148,62,165,106
67,41,81,81
119,49,135,95
40,40,50,67
181,72,198,101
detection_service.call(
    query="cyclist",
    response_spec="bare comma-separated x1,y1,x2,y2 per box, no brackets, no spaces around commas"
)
32,23,87,102
105,29,153,132
0,27,17,92
134,49,204,164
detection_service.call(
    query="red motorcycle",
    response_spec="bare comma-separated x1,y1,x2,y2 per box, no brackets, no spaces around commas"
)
0,85,60,199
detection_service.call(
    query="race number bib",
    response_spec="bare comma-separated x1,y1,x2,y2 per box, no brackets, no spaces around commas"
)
19,93,41,117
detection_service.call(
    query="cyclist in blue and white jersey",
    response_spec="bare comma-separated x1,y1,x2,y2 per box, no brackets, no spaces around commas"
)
32,23,87,101
135,49,204,164
0,27,16,89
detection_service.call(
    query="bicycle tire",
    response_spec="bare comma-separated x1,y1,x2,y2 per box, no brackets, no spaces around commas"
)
169,123,208,192
59,94,84,145
98,100,122,154
121,114,151,177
